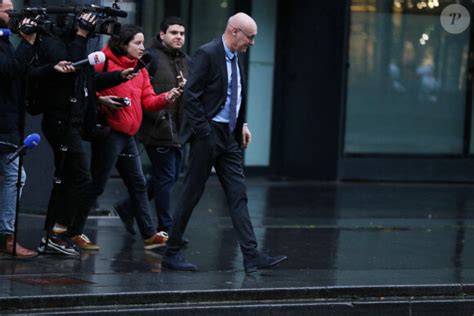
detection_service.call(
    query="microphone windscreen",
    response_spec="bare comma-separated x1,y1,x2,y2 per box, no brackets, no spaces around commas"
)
87,51,106,66
0,29,11,37
23,133,41,149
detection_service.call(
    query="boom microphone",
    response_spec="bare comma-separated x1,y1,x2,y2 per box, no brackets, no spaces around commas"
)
7,133,41,164
102,6,128,18
44,6,79,15
132,54,151,74
90,4,128,18
0,29,11,37
72,51,106,68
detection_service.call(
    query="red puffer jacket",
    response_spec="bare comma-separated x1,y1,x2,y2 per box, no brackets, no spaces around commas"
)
95,46,169,136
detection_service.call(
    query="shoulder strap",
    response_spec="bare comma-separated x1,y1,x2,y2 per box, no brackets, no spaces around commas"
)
96,58,108,72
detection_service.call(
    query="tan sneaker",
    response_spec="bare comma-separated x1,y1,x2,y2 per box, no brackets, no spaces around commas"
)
1,235,37,258
70,234,100,251
144,231,168,250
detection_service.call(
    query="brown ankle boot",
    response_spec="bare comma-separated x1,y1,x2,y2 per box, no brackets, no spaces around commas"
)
3,235,37,258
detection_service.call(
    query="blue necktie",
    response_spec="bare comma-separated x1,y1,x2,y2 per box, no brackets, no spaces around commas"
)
229,55,238,132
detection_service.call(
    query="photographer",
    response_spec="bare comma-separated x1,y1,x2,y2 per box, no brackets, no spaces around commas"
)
31,12,132,256
0,0,38,257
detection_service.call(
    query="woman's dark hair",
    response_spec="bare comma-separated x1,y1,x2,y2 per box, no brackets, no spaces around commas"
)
108,24,144,56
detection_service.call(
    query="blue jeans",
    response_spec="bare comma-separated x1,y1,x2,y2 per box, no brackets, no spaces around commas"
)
0,154,26,235
118,146,181,233
70,130,156,239
146,146,181,233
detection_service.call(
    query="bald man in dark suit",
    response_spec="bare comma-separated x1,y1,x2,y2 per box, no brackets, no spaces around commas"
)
162,12,287,273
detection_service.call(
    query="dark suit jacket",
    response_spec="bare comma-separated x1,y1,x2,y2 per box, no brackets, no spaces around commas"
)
181,37,247,145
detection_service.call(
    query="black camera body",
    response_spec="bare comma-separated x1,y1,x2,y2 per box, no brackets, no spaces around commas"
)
7,1,127,37
8,7,53,35
79,4,126,37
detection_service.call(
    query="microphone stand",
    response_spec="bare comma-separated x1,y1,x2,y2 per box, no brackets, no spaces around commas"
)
12,144,24,257
12,57,29,257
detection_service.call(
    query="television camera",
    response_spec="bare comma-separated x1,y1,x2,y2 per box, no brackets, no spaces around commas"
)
7,0,127,37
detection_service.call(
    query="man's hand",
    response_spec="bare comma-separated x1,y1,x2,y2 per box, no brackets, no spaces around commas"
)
97,95,123,113
19,18,37,45
177,70,187,88
241,124,251,149
54,61,76,73
165,87,182,103
77,12,98,38
120,68,137,81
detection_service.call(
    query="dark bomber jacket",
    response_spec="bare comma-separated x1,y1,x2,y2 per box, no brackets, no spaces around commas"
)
137,41,189,147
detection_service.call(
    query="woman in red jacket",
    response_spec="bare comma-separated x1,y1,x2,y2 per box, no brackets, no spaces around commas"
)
69,25,181,250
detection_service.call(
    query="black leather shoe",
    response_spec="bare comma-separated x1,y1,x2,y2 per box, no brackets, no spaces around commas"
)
244,253,287,273
162,251,198,271
113,203,136,235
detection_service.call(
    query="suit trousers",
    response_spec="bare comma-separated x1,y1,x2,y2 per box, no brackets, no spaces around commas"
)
167,121,259,259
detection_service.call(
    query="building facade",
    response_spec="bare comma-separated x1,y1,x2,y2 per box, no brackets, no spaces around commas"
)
18,0,474,212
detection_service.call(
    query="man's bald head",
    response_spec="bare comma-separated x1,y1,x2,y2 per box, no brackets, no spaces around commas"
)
223,12,257,53
227,13,257,33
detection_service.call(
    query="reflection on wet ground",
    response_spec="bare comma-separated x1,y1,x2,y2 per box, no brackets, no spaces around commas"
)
2,177,474,300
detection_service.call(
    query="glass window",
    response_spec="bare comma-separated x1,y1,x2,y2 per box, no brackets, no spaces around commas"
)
140,0,165,47
344,0,471,154
245,0,277,166
189,0,234,52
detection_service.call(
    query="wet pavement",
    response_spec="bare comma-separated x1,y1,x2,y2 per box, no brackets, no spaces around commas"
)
2,177,474,313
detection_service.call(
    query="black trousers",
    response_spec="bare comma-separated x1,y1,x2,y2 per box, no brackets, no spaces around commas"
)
167,121,259,259
70,130,156,239
42,117,95,233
